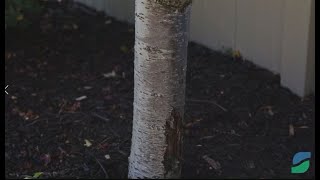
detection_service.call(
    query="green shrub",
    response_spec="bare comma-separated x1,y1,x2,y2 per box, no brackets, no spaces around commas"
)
5,0,43,29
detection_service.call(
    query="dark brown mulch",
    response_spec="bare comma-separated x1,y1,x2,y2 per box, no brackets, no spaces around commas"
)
5,1,314,179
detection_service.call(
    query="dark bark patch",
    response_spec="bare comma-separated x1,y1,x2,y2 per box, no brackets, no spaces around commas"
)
164,107,183,177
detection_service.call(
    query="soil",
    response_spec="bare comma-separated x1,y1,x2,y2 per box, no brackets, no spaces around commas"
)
5,1,315,179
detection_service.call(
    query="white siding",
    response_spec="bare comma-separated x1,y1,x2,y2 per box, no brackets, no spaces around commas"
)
235,0,284,73
280,0,314,96
190,0,236,52
74,0,314,97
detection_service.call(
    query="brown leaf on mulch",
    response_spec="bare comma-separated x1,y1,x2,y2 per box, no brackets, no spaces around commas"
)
202,155,221,171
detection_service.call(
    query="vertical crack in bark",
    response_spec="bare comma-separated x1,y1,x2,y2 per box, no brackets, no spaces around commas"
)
164,107,183,178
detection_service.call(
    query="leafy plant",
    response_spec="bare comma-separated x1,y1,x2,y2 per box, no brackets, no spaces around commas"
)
222,47,242,59
24,172,43,179
5,0,43,29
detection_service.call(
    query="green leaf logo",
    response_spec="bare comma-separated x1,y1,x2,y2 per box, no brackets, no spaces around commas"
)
291,152,311,174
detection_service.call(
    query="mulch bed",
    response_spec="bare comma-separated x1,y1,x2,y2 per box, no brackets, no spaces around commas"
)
5,1,315,179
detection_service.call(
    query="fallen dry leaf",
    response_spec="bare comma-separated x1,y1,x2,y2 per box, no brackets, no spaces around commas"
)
65,101,81,113
202,155,221,170
84,139,92,147
12,108,39,121
103,71,117,78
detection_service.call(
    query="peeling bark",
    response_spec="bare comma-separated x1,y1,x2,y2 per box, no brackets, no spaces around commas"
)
128,0,192,179
163,108,183,178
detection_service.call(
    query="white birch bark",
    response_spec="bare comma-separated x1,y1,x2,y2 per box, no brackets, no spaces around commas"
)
128,0,192,179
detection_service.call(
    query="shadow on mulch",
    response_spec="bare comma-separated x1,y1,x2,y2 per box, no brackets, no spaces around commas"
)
5,1,314,179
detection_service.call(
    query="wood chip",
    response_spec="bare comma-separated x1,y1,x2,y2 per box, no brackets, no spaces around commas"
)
268,109,274,116
298,126,309,129
83,86,92,90
202,155,221,170
103,71,116,78
289,124,295,137
200,136,214,140
76,96,87,101
104,154,111,160
105,20,112,25
84,139,92,147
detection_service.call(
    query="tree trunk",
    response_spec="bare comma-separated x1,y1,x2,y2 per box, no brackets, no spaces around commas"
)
128,0,192,179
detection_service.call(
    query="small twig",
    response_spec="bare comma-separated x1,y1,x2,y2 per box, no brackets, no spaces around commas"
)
26,119,42,127
58,101,67,116
200,136,215,140
72,2,100,16
212,128,241,137
186,98,228,112
108,127,120,138
202,155,221,171
91,112,110,123
26,116,51,127
61,112,87,116
92,156,109,179
117,150,127,156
